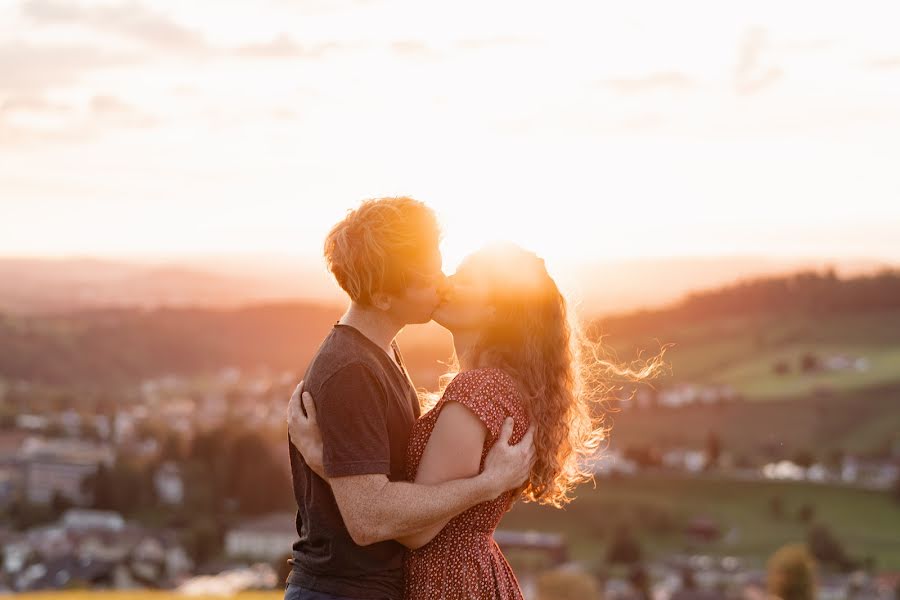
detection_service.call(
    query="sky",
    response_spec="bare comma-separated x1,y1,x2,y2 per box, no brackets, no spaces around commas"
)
2,0,900,272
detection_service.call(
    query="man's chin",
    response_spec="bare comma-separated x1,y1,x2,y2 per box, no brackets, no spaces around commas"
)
430,309,452,331
409,310,439,326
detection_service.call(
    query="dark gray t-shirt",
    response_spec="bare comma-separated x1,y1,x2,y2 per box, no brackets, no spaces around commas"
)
287,324,420,599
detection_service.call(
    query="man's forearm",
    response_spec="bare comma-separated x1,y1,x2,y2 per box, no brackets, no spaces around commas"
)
356,474,495,545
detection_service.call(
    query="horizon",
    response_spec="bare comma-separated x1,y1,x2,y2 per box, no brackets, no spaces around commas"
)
1,251,895,318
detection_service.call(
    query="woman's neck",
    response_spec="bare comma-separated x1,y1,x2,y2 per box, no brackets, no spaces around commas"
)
452,330,480,372
339,302,402,356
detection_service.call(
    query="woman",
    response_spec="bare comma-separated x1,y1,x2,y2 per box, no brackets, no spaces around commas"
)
293,242,665,599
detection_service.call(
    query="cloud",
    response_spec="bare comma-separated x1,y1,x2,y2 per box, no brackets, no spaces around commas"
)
390,40,439,59
89,93,138,116
735,27,783,95
234,34,344,59
602,72,694,94
735,67,783,95
456,36,536,50
0,92,154,146
781,38,836,52
496,110,666,137
21,0,209,53
0,94,72,114
0,41,139,94
867,56,900,69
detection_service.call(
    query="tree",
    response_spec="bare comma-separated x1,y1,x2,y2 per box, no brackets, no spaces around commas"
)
628,565,653,600
183,517,224,566
767,543,817,600
792,450,815,469
50,491,73,518
796,503,815,524
800,353,820,373
623,445,662,469
226,431,293,515
160,431,185,462
606,524,642,565
705,430,721,470
807,524,853,571
82,463,115,510
82,461,154,514
768,495,785,520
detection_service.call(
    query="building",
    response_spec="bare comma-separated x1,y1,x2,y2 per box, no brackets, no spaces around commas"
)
225,512,296,561
62,509,125,531
18,438,114,505
153,461,184,505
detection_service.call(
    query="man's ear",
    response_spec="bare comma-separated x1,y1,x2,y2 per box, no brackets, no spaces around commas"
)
371,291,393,311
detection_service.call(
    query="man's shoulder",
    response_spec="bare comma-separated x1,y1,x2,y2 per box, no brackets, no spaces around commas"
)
306,331,390,392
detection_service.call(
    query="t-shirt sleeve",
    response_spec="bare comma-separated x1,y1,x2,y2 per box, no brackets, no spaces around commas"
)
316,362,391,478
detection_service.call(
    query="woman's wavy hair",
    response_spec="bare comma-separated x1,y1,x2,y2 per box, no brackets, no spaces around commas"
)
440,243,669,508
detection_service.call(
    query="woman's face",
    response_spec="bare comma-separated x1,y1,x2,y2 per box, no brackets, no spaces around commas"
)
431,266,495,333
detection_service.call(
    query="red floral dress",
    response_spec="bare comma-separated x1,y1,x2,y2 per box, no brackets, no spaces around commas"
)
403,368,530,600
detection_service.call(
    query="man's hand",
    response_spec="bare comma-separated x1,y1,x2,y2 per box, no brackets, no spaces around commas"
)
287,381,326,479
480,418,535,500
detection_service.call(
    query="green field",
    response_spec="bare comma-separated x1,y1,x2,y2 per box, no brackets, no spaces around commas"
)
599,309,900,458
606,382,900,457
613,309,900,401
500,474,900,571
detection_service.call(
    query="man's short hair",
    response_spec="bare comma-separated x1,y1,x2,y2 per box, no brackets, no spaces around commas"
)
324,197,440,305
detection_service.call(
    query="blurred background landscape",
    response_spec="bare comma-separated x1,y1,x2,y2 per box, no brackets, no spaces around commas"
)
2,0,900,598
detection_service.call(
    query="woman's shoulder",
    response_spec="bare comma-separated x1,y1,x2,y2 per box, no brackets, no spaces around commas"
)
442,368,524,421
445,367,518,398
440,368,527,443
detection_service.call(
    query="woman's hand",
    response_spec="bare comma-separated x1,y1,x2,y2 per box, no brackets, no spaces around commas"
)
287,381,327,479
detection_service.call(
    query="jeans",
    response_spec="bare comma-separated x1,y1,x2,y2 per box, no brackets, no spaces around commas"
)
284,583,372,600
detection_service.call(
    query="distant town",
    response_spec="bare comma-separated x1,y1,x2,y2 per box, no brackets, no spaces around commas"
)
1,363,898,597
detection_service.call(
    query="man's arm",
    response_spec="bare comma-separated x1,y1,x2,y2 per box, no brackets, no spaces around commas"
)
288,387,533,547
330,414,524,547
393,401,486,549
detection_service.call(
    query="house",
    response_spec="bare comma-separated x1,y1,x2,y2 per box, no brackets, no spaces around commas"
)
62,509,125,531
0,466,22,507
225,512,296,561
494,530,568,566
7,512,193,591
18,438,114,505
153,461,184,505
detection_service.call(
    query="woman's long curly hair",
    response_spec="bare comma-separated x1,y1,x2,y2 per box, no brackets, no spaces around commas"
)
440,243,668,508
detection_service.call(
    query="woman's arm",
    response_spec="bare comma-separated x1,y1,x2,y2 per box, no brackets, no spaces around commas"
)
395,401,487,549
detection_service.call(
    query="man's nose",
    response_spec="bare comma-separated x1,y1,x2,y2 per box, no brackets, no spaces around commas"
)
436,274,450,296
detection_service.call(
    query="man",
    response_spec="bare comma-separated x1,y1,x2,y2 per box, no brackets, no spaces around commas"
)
285,197,534,600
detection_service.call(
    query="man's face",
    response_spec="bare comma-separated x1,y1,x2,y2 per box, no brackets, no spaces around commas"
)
386,249,446,325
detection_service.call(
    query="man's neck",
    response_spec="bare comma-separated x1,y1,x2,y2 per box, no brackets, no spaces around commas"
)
339,303,403,356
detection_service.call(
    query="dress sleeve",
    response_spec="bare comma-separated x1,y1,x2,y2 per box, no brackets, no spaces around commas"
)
440,369,528,447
